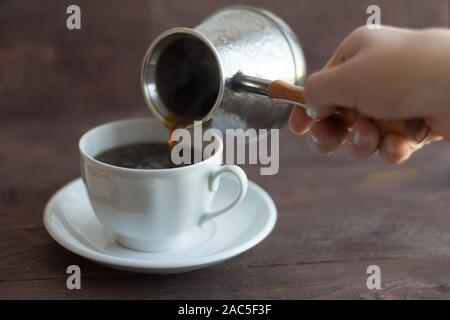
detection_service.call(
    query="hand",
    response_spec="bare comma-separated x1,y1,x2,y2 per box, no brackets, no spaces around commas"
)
289,26,450,163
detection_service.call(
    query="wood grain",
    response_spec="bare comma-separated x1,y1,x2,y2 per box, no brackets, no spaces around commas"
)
2,0,450,300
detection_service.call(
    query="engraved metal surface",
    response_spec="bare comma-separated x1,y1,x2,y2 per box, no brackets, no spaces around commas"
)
142,6,307,132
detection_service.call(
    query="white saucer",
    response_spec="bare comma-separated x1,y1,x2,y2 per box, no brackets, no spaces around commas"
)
44,176,277,274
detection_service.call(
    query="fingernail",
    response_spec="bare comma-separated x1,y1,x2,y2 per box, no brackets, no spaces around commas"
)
309,132,321,145
308,133,333,155
307,134,319,152
306,106,319,120
352,131,370,147
289,123,302,135
386,142,400,157
288,112,298,133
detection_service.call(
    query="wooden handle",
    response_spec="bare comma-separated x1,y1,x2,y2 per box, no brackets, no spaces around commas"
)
268,80,430,144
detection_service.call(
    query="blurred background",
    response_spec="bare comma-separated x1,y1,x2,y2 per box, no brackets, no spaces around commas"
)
3,0,450,299
3,0,449,122
2,0,449,190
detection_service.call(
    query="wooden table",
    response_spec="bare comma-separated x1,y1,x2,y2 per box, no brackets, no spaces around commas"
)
2,0,450,299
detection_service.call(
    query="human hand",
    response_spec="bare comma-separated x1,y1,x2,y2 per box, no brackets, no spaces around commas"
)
289,26,450,163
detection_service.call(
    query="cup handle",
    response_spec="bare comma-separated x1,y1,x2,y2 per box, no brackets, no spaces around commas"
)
199,165,248,226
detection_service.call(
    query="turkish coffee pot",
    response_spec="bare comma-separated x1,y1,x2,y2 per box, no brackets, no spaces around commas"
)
141,6,429,143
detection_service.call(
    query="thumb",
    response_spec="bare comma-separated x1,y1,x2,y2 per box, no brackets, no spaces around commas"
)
304,62,356,119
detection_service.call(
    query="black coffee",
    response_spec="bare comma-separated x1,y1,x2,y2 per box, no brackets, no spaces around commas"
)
95,142,197,170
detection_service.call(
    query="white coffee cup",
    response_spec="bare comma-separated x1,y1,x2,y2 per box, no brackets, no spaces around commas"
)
79,118,248,252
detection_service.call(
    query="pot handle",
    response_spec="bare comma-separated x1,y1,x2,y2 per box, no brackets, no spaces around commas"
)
233,73,431,144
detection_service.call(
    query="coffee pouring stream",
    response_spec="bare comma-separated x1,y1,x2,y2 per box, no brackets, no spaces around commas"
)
142,6,431,144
